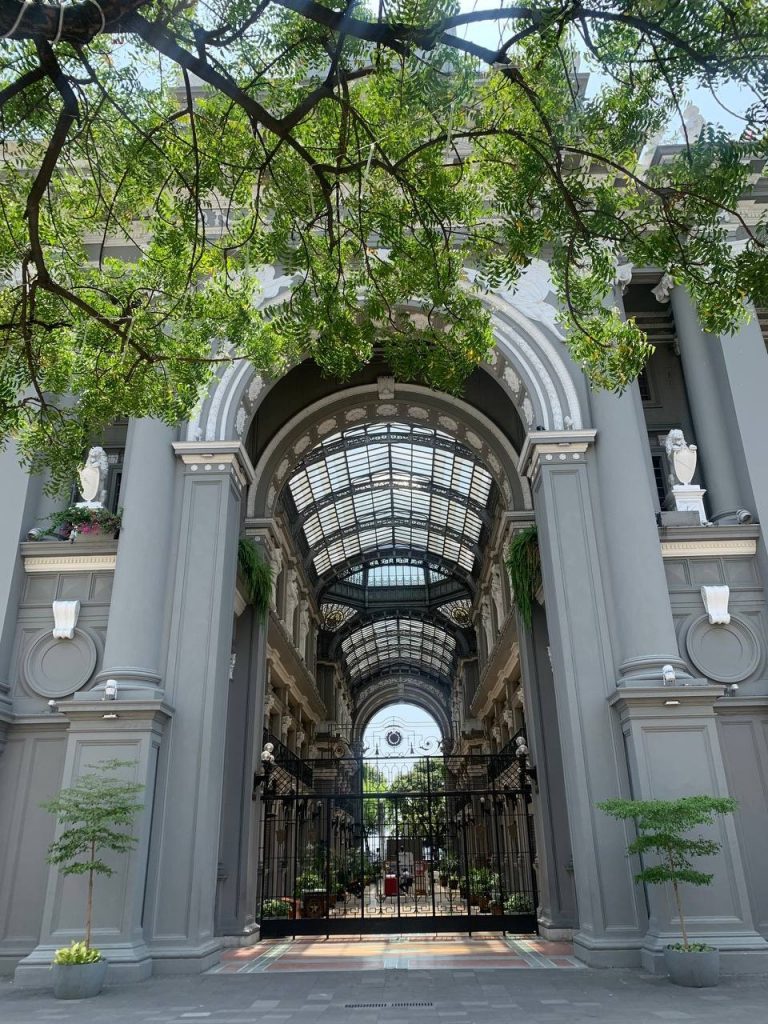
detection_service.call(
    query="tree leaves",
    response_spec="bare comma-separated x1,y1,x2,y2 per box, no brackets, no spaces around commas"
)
1,1,767,484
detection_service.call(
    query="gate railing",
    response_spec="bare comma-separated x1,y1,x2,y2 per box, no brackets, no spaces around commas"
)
257,752,538,937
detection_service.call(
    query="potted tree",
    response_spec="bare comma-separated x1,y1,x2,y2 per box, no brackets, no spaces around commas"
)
42,760,144,999
599,795,737,988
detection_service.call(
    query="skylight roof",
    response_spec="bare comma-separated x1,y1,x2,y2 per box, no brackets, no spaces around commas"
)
340,616,457,684
287,422,493,581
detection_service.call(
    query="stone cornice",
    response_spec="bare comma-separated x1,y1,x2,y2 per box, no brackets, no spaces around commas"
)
713,695,768,714
608,684,725,713
658,524,759,559
172,440,255,487
519,429,597,482
22,539,118,574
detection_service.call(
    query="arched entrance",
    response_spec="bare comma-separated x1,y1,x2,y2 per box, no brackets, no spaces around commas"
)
246,378,541,936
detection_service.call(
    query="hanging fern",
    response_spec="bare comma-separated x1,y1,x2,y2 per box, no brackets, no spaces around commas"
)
504,526,541,630
237,539,273,621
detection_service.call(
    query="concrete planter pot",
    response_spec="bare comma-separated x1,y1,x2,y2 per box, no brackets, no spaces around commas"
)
52,958,108,999
663,946,719,988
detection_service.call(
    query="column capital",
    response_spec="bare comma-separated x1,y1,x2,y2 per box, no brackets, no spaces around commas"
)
519,430,597,483
172,441,255,487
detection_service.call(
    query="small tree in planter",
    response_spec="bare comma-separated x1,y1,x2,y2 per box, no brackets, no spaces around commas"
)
42,760,144,999
599,795,737,988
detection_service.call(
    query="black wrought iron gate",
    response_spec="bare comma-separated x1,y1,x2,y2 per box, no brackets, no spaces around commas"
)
257,749,537,937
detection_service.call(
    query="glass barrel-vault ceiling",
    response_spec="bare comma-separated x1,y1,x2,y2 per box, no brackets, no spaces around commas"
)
282,421,497,690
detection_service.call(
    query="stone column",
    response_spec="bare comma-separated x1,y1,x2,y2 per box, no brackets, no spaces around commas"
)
216,599,268,939
143,442,251,973
15,697,171,984
0,443,43,731
93,418,177,696
589,388,694,685
520,431,646,966
517,601,577,938
611,687,768,972
716,310,768,532
716,696,768,939
670,287,744,518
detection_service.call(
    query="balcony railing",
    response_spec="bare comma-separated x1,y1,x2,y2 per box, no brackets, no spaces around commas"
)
263,729,313,789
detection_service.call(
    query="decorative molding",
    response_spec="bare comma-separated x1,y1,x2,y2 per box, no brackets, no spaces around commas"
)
685,614,761,684
24,552,117,574
701,585,731,625
23,628,98,698
518,429,597,482
172,440,255,487
660,539,758,559
52,600,80,639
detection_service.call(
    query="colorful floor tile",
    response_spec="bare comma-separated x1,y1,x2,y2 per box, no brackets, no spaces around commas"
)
209,934,585,973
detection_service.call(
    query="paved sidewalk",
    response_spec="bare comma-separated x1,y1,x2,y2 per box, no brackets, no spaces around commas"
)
2,965,768,1024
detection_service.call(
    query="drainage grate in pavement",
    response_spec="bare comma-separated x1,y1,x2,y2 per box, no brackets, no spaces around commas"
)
344,1003,433,1009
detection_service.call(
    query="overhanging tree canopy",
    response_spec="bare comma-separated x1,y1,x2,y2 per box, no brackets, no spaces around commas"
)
1,0,767,487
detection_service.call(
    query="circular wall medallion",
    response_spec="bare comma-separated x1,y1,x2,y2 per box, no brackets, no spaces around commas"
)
23,628,98,698
385,729,403,747
685,615,761,684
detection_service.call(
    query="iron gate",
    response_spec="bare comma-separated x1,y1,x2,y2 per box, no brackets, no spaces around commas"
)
257,748,537,936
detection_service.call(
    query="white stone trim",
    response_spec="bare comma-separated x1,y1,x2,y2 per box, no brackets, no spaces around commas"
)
660,539,758,559
518,430,597,482
25,553,117,574
172,441,255,487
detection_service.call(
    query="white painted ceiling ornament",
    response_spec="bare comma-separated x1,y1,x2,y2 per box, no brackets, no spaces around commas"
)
293,436,310,455
247,375,264,403
345,407,366,422
503,365,522,396
438,415,458,432
407,406,429,420
376,404,398,416
235,406,247,437
317,418,337,436
651,273,675,304
486,350,498,367
276,459,290,482
465,430,483,450
522,397,535,426
266,484,276,511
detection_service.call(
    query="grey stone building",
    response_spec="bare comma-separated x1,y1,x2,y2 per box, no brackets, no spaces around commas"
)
1,254,768,982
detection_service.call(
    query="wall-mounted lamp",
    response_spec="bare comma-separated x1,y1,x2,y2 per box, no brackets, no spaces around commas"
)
102,712,119,720
664,699,680,706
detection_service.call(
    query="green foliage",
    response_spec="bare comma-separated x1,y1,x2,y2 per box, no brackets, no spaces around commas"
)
237,539,273,621
294,870,324,898
262,898,291,918
42,759,144,948
1,3,768,484
504,892,535,914
505,527,541,629
43,504,122,538
599,795,737,949
468,867,499,897
53,940,103,965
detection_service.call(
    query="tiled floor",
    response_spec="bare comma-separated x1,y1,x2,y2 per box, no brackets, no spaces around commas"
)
210,935,584,973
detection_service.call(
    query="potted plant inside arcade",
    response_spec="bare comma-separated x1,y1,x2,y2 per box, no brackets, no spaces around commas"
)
599,795,738,988
42,760,144,999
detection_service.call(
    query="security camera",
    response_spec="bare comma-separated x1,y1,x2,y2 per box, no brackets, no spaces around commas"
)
728,683,739,696
737,509,753,525
47,699,58,712
103,679,118,700
661,664,676,686
27,528,43,541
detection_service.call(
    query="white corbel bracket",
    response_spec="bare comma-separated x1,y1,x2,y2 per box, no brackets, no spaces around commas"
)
52,600,80,639
701,585,730,625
